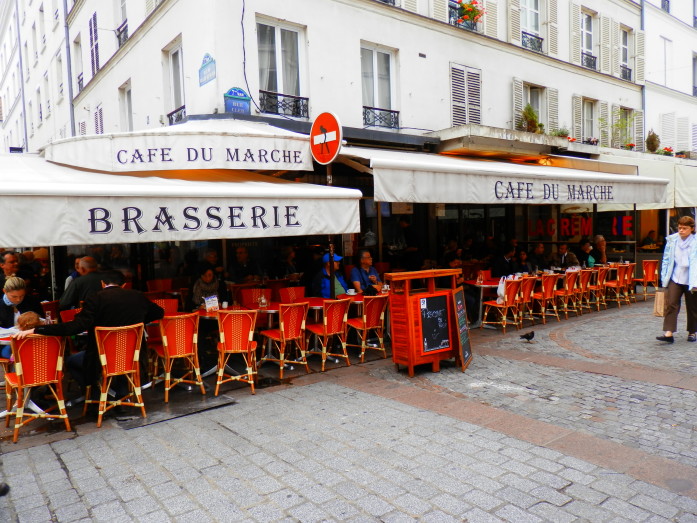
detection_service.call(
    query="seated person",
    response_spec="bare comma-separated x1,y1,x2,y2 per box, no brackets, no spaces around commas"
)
0,277,45,358
350,250,382,294
17,311,42,331
191,267,229,310
641,230,658,247
516,250,534,274
229,246,262,283
590,235,608,265
550,243,580,269
491,246,517,278
312,253,348,298
527,242,549,271
576,239,595,267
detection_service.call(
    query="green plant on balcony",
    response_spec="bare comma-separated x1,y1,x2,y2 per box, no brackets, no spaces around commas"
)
550,127,570,138
454,0,485,24
518,103,543,134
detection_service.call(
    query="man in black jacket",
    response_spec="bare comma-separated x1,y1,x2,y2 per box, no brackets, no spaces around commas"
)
16,270,164,391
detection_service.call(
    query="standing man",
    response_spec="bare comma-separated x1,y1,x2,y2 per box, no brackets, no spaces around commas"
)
16,270,164,392
59,256,102,310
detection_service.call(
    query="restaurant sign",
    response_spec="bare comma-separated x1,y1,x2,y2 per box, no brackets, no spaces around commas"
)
493,181,614,203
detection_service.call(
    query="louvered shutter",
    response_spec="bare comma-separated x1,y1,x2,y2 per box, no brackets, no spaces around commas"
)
513,77,523,130
572,95,582,140
677,116,689,152
509,0,521,46
599,16,611,74
547,0,558,56
403,0,417,12
692,124,697,154
570,2,581,66
633,110,644,152
635,30,645,85
145,0,155,14
547,87,558,133
484,0,498,38
94,106,103,134
433,0,448,22
661,112,676,149
611,20,620,77
599,101,609,147
451,65,468,126
88,12,99,76
611,104,619,147
78,121,86,135
467,68,482,124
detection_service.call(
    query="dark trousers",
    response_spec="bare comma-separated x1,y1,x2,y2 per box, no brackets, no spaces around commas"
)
663,280,697,333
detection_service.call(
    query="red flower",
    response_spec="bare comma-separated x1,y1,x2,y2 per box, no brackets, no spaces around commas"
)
567,137,577,142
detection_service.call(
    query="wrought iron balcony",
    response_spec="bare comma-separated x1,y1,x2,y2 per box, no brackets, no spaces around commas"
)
661,0,670,12
581,52,597,70
77,72,83,92
448,4,479,32
259,90,309,118
363,106,400,129
167,105,186,125
522,31,544,53
117,20,128,48
620,64,632,81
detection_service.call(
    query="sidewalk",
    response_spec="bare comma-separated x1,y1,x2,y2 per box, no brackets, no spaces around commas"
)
1,300,697,521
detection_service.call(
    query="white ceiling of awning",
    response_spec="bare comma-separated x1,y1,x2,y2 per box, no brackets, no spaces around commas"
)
340,146,669,206
42,119,313,173
0,153,361,247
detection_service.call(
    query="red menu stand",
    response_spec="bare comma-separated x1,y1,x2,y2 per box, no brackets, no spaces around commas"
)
385,269,471,377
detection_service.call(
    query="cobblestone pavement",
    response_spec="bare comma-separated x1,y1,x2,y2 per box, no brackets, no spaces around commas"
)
1,299,697,521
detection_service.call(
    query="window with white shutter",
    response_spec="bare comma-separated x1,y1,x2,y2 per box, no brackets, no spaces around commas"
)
450,63,482,126
513,77,523,129
571,95,582,139
599,101,609,147
677,117,689,153
599,16,611,74
661,112,676,150
570,2,581,65
691,124,697,154
633,109,644,152
88,12,99,76
94,105,103,134
547,0,558,56
509,0,521,46
547,87,558,132
634,30,645,85
484,0,498,38
403,0,417,12
78,120,86,135
433,0,448,23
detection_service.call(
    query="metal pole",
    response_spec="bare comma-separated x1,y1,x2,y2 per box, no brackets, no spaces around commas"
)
49,246,57,300
326,163,336,298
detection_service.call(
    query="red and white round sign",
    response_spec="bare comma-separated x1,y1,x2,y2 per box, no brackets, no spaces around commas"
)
310,112,343,165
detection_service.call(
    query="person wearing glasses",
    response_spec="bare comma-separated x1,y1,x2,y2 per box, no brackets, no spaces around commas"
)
350,250,382,295
657,216,697,343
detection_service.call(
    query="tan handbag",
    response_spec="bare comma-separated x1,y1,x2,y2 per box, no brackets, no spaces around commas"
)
654,288,667,317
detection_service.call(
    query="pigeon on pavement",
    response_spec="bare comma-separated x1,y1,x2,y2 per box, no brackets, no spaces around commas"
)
520,331,535,342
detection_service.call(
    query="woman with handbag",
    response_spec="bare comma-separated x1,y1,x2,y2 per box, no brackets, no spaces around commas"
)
657,216,697,343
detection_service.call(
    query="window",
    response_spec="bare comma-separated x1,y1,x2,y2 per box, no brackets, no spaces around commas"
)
55,51,63,98
581,12,596,70
119,80,133,131
620,29,632,81
582,99,595,142
361,45,398,128
521,0,540,34
450,63,481,126
618,108,633,146
88,12,99,76
524,84,542,122
94,104,103,134
257,22,307,118
168,45,184,111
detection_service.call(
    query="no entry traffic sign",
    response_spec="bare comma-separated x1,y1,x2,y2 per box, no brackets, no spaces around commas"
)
310,112,343,165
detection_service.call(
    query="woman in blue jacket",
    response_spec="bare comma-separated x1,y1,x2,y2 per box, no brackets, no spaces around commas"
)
657,216,697,343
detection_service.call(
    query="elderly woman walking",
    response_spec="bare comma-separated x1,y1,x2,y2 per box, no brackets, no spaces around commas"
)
657,216,697,343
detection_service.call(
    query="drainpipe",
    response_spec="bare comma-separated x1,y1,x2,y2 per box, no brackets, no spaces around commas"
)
14,0,28,151
62,0,75,136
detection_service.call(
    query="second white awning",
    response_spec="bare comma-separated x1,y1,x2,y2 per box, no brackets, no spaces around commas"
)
340,147,669,205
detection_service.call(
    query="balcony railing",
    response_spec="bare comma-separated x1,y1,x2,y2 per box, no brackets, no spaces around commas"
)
167,105,186,125
661,0,670,12
522,31,544,53
259,90,309,118
620,64,632,81
363,106,400,129
77,72,83,92
448,4,479,32
581,51,597,70
116,20,128,48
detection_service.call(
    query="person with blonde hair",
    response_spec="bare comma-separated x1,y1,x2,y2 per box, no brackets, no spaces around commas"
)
0,277,44,357
657,216,697,343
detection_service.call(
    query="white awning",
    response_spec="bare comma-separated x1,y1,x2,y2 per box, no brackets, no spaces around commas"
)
0,154,361,246
42,119,313,173
340,146,669,205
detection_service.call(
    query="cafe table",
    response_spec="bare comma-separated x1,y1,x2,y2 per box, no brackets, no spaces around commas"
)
462,278,500,329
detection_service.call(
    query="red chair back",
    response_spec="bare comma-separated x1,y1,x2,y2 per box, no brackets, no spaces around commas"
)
519,276,536,303
540,274,557,299
578,269,592,291
59,308,82,323
147,278,173,292
362,295,389,330
11,335,65,387
615,264,628,285
240,288,272,309
478,269,492,281
159,313,199,358
321,298,351,336
624,263,636,285
94,323,144,376
279,286,306,303
278,302,309,342
41,300,60,322
596,266,609,286
266,279,290,302
152,298,179,315
563,270,579,293
217,310,257,353
642,259,659,284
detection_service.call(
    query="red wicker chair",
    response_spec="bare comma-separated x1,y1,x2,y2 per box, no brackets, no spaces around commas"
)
634,259,659,301
532,274,561,324
588,266,609,311
346,295,389,363
216,310,258,395
554,270,580,319
605,264,629,307
516,276,537,327
152,313,205,403
481,278,522,333
259,302,309,379
278,286,306,303
306,298,352,372
5,335,70,442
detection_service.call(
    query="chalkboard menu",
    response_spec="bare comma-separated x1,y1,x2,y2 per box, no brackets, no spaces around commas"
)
420,294,451,353
452,287,472,368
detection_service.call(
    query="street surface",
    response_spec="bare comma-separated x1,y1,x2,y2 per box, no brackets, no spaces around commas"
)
1,299,697,521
